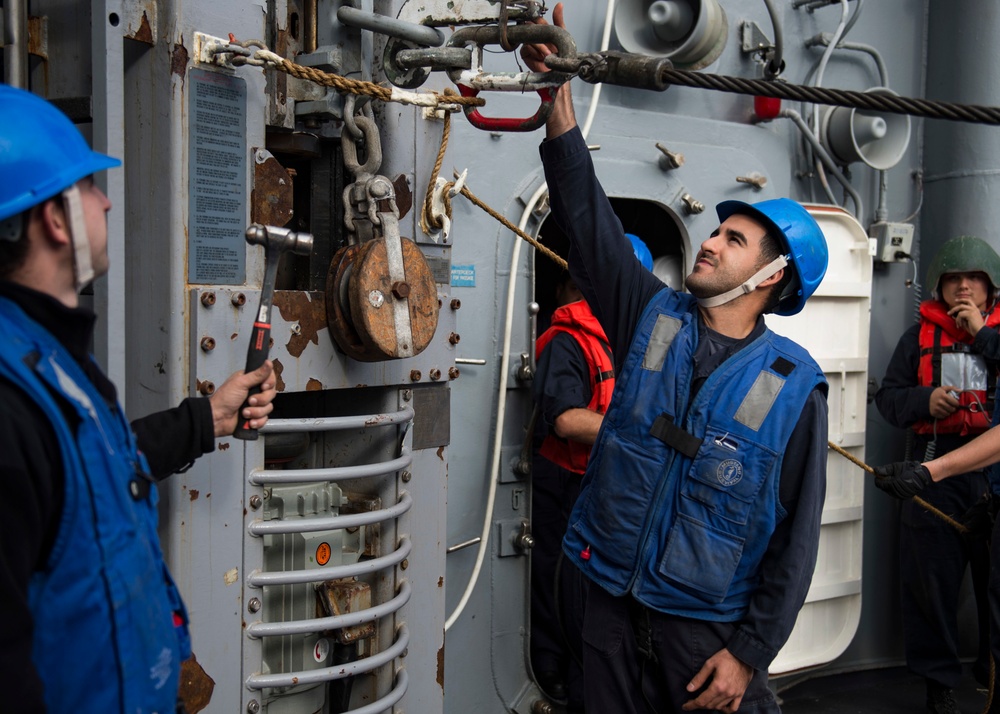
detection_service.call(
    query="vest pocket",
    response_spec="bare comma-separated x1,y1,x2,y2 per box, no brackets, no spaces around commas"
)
681,427,777,526
658,513,744,602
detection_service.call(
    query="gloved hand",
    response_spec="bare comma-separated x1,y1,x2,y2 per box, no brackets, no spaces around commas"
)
872,461,933,499
960,493,1000,543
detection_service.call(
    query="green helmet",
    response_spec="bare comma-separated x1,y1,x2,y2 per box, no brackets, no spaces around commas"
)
926,235,1000,300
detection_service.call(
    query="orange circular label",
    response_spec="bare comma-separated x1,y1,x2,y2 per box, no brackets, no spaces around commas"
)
316,542,331,566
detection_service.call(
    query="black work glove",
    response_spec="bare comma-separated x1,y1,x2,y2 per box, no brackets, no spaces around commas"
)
872,461,933,499
959,493,1000,543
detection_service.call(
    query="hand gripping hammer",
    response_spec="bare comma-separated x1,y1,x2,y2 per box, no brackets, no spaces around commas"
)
233,223,314,440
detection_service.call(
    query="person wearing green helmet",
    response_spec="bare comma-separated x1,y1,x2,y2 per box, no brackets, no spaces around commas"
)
874,235,1000,713
522,6,830,713
0,85,278,713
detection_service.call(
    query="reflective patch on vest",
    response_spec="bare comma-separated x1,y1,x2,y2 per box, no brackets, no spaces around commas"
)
49,359,97,420
734,371,785,431
941,352,988,391
717,459,743,486
643,315,682,371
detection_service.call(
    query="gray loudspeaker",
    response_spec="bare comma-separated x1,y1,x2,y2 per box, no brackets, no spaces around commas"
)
821,88,912,170
614,0,727,69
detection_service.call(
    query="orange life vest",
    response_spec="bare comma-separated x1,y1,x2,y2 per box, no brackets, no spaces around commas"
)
914,299,1000,436
535,300,615,474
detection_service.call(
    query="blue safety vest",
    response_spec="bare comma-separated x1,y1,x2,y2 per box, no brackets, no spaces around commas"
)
0,297,190,714
563,288,826,620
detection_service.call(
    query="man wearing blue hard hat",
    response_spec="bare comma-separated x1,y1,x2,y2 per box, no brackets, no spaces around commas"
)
522,6,829,713
0,84,277,713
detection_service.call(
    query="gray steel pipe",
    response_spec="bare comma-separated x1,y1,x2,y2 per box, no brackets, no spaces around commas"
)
337,6,444,47
3,0,28,87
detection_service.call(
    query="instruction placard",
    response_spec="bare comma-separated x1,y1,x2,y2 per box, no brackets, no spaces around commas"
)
188,68,246,284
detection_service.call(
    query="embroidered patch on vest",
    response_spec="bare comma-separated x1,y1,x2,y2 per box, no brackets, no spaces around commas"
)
643,315,682,371
734,371,785,431
717,459,743,487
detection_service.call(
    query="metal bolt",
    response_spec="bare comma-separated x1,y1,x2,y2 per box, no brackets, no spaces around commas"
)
249,495,263,510
198,381,216,396
392,281,411,299
449,367,460,380
401,471,412,483
409,370,422,382
450,298,462,310
448,332,461,345
656,142,685,171
247,700,261,714
368,290,385,308
400,559,409,570
736,173,768,190
232,293,247,307
429,368,442,381
532,699,554,714
200,336,216,352
290,323,302,335
200,292,216,307
681,193,705,215
248,597,262,613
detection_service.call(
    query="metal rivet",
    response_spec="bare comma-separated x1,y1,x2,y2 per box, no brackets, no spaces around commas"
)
448,332,461,345
232,293,247,307
401,471,412,483
248,597,262,613
291,323,302,335
368,290,385,308
200,336,216,352
450,298,462,310
249,495,263,510
247,701,260,714
429,369,442,381
400,559,409,570
449,367,460,380
409,370,422,382
201,292,216,307
198,381,216,396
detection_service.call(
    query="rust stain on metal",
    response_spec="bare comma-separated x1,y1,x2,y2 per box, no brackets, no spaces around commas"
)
438,576,444,588
392,174,413,219
127,11,154,45
27,17,48,59
273,291,326,358
171,42,188,79
437,446,445,461
251,151,294,226
306,378,323,391
189,489,200,502
178,654,215,714
437,646,445,688
317,579,376,644
272,359,286,392
218,442,230,451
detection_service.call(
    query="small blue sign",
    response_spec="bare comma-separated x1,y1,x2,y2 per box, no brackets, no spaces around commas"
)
451,264,476,287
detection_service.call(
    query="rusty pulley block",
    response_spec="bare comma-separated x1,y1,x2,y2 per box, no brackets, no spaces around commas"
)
327,111,439,361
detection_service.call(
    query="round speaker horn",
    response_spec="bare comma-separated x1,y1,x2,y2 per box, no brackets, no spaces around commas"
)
821,88,912,170
614,0,727,69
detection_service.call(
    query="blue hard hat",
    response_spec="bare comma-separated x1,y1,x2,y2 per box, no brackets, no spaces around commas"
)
715,198,828,316
626,233,654,271
0,85,120,222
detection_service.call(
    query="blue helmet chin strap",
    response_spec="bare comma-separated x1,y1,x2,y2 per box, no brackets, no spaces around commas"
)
695,255,789,309
62,185,94,289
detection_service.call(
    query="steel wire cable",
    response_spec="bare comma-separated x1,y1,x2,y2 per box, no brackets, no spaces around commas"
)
658,68,1000,125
